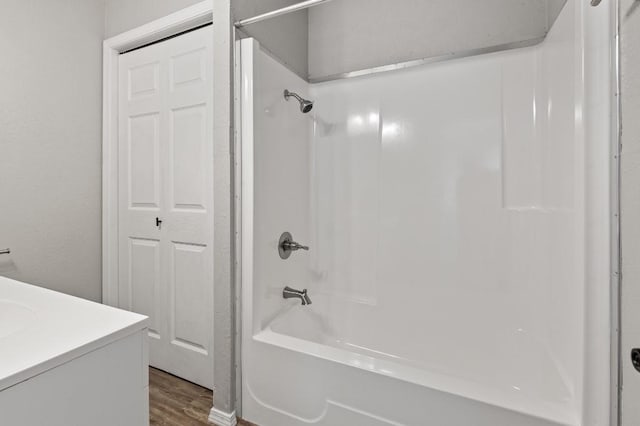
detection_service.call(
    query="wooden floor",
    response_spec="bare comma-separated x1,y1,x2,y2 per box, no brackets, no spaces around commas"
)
149,367,253,426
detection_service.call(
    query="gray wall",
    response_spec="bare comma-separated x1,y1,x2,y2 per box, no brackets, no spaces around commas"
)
105,0,204,37
308,0,566,80
234,0,309,78
0,0,105,301
621,0,640,424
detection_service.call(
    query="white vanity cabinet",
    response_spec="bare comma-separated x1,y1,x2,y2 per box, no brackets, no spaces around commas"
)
0,277,148,426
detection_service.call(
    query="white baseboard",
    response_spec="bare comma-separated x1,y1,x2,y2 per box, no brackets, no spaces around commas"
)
208,407,237,426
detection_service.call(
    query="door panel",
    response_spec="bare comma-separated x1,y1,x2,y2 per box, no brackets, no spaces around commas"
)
128,113,160,208
128,61,160,100
128,237,161,337
171,48,207,88
171,241,208,352
118,25,213,389
170,105,207,211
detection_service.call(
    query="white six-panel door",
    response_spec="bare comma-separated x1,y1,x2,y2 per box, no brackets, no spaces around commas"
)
117,26,214,389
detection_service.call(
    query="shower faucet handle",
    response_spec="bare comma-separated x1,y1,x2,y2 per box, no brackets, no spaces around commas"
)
283,241,309,251
278,232,309,259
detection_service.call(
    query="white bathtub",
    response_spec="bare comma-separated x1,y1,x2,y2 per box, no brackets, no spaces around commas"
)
0,276,148,425
267,300,572,418
244,298,573,426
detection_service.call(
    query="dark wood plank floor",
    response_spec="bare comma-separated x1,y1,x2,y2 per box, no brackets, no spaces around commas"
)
149,367,254,426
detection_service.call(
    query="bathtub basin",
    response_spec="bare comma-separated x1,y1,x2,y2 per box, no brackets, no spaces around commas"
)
245,300,575,426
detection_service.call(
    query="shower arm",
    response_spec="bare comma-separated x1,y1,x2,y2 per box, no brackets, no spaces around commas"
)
284,90,303,103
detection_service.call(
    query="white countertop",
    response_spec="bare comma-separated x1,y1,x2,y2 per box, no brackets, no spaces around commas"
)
0,276,147,391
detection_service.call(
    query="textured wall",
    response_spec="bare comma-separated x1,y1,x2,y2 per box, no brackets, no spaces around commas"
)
0,0,105,301
212,0,236,416
621,0,640,424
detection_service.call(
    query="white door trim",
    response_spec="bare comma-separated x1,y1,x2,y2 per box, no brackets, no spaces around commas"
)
102,1,213,306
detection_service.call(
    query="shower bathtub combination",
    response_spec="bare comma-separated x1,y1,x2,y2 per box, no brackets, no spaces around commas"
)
237,1,616,425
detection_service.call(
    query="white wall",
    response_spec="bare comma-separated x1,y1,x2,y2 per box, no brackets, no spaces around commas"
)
621,0,640,424
308,0,567,80
0,0,105,301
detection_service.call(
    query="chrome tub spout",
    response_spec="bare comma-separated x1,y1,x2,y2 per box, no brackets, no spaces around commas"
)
283,286,312,305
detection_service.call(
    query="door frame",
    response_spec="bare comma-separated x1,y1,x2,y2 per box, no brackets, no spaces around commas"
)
102,1,213,306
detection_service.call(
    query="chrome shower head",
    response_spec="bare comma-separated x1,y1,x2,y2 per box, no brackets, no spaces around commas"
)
284,89,313,113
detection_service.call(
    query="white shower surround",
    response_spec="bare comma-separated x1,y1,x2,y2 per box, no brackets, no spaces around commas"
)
239,1,614,425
